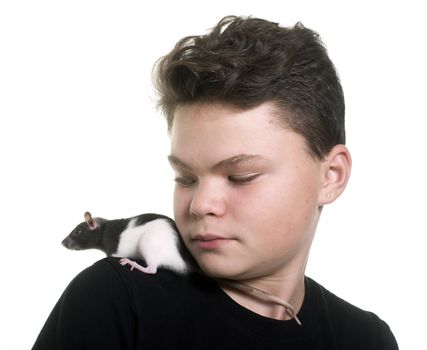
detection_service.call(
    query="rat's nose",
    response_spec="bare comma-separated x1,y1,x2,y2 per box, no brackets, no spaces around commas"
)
62,238,70,248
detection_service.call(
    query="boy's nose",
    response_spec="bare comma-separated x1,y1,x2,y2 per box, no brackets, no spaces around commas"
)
189,181,226,219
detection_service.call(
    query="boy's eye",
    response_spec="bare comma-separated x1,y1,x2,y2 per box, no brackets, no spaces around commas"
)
174,176,196,187
228,174,260,185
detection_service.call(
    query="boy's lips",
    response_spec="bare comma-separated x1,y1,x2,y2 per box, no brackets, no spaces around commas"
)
193,233,233,249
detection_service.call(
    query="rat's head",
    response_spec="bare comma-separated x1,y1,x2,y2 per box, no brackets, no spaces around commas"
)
62,212,103,250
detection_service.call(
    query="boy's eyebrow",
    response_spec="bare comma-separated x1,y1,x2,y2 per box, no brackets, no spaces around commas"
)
168,154,268,171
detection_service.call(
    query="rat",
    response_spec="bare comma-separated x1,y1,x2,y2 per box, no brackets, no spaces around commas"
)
63,211,301,324
62,211,195,274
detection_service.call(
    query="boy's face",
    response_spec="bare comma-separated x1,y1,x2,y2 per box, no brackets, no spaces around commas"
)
170,102,325,280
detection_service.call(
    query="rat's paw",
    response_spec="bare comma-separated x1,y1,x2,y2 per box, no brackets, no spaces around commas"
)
119,258,157,274
119,258,140,271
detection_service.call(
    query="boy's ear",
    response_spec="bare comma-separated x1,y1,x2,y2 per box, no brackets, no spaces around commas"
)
318,144,352,206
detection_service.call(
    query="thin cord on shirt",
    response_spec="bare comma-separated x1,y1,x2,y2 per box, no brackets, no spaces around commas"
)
217,279,302,326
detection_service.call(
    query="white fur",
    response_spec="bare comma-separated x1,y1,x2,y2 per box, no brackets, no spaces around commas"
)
112,218,188,273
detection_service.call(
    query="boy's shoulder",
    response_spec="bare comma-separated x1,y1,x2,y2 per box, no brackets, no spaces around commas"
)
76,257,212,307
77,256,202,291
307,277,399,349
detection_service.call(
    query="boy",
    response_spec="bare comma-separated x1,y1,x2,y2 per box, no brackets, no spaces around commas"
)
33,15,398,349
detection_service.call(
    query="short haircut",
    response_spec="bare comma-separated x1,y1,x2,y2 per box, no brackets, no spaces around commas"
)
153,15,345,159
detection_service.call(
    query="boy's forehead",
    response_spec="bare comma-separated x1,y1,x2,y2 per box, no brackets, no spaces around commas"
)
170,102,277,146
171,101,289,132
169,102,317,170
169,103,307,160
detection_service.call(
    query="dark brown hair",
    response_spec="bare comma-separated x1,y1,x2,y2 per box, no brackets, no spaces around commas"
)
153,15,345,159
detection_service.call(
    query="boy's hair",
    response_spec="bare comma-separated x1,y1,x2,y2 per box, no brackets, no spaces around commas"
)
153,15,345,159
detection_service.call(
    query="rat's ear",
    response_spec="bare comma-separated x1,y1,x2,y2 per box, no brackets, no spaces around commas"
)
84,211,99,230
318,144,352,206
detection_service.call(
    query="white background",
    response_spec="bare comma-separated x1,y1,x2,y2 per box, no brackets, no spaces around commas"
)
1,1,425,349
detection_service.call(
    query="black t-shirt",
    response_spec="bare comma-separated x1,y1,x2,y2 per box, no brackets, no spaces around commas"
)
32,258,398,349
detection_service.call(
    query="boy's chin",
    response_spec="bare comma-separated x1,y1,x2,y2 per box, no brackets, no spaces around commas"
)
198,261,254,281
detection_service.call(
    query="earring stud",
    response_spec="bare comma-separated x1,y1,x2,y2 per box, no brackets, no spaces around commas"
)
326,194,331,199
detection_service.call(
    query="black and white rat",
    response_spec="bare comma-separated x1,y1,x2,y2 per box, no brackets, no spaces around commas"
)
62,211,301,324
62,211,195,274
